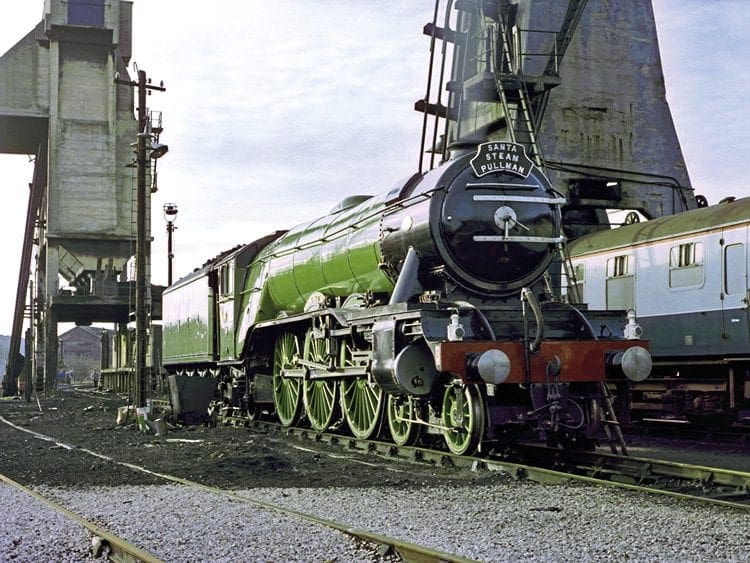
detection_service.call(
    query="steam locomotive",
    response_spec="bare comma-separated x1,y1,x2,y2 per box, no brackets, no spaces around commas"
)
162,142,651,455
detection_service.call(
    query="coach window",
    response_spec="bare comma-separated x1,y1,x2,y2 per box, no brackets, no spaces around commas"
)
669,242,704,288
607,255,629,278
605,254,634,310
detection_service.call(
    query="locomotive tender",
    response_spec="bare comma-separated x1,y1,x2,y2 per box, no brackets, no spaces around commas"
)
568,197,750,426
163,142,651,454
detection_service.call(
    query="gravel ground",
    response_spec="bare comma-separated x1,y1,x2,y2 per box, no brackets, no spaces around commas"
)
32,484,399,562
2,393,750,561
28,481,750,562
0,483,97,562
0,393,480,490
246,483,750,562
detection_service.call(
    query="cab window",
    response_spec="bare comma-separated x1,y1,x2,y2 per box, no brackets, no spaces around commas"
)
219,264,234,296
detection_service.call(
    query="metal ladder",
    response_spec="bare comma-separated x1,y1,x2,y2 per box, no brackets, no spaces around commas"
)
555,242,582,304
493,0,589,165
598,382,629,455
493,13,544,166
415,0,589,168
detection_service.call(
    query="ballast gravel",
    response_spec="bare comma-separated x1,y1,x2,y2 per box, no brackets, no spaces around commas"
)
249,483,750,561
18,484,398,562
0,483,97,562
16,480,750,562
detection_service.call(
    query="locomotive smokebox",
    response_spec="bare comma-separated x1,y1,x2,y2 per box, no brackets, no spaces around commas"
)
381,145,564,297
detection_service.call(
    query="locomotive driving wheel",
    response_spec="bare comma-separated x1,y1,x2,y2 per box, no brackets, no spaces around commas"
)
441,383,485,455
272,331,302,427
339,340,383,439
387,394,422,446
302,330,339,432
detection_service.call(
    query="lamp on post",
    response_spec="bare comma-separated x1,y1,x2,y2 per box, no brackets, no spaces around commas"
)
163,203,178,285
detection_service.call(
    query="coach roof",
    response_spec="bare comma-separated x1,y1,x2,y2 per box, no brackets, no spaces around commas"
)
568,197,750,256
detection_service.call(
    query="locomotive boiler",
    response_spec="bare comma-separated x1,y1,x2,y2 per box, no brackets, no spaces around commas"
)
163,141,651,454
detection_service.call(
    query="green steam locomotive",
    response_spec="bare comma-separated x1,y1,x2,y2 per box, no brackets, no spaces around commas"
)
162,142,651,455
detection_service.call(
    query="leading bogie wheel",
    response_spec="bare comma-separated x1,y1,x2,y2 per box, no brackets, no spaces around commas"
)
441,383,485,455
272,331,302,427
387,394,422,446
302,330,339,432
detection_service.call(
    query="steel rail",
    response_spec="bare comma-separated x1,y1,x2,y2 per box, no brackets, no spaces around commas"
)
0,416,476,563
505,444,750,508
228,416,750,512
0,471,163,563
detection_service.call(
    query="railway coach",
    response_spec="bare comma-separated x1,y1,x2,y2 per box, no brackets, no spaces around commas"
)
567,197,750,426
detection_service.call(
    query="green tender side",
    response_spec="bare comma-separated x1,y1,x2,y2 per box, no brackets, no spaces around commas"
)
162,271,215,364
236,192,396,351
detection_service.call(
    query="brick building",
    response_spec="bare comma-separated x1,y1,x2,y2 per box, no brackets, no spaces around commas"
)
58,326,113,382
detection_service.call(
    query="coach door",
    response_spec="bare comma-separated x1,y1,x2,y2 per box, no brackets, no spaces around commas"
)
721,226,750,355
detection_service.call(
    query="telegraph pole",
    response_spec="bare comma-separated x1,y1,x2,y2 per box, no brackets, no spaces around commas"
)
116,68,165,408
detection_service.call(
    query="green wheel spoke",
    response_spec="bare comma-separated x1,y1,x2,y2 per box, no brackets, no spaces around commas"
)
273,331,301,427
364,386,378,414
340,342,382,439
303,329,338,432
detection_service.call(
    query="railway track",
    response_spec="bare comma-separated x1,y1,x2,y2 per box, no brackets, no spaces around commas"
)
223,415,750,511
14,392,750,511
0,471,162,562
3,398,749,560
0,415,475,563
502,444,750,509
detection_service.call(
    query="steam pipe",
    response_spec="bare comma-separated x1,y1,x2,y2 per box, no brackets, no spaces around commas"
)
389,247,420,305
521,287,544,353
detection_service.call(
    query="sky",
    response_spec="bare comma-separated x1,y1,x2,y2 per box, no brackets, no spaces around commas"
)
0,0,749,336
